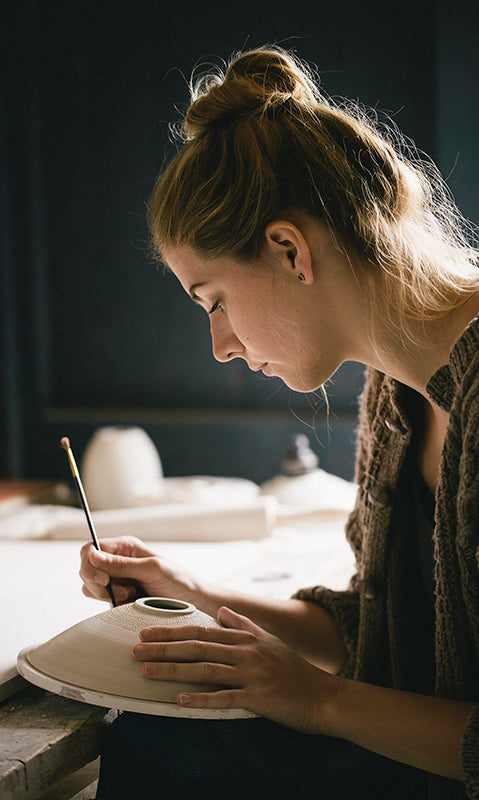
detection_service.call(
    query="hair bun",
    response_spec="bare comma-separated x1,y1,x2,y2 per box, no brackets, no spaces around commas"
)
184,48,318,138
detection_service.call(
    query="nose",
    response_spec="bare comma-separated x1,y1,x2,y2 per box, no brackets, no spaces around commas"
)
209,315,244,363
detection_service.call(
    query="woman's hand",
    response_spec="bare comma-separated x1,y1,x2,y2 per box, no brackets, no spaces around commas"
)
79,536,204,607
130,605,340,734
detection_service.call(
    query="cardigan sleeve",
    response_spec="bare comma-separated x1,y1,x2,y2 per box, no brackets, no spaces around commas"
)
292,582,360,678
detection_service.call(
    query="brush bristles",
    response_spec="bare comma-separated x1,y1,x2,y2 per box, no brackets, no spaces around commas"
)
60,437,71,450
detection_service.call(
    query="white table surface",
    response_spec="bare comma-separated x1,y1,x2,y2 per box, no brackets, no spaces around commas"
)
0,511,356,702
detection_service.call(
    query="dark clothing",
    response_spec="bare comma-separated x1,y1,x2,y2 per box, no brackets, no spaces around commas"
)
412,463,436,603
295,314,479,798
96,713,428,799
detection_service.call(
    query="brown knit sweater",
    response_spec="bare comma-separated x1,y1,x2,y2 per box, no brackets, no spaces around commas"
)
294,314,479,799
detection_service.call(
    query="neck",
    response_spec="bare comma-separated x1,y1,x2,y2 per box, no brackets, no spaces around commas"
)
355,293,479,399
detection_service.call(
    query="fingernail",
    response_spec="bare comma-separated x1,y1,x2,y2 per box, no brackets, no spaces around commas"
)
93,574,109,586
94,551,107,561
140,628,153,641
178,694,192,706
132,645,146,658
144,663,157,676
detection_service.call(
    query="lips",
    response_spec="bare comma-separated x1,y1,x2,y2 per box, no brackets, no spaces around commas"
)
249,362,274,376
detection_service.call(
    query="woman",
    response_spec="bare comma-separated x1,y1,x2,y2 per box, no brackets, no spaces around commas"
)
80,48,479,798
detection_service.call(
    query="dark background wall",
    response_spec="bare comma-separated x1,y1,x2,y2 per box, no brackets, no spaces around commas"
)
1,0,478,485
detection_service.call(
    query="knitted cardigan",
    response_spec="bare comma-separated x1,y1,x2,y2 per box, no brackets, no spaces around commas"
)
294,315,479,799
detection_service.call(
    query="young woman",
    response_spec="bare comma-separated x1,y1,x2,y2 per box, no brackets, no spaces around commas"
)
80,47,479,798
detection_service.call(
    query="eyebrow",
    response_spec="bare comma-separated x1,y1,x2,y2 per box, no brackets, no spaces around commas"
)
189,283,206,302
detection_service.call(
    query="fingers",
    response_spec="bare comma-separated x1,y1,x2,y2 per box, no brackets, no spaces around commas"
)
131,625,253,670
131,623,260,696
81,579,137,604
79,536,155,579
177,689,246,711
135,657,238,686
127,617,279,717
80,536,148,561
131,638,241,667
79,547,117,602
131,619,264,669
139,624,253,646
131,637,246,690
79,538,158,602
86,547,145,576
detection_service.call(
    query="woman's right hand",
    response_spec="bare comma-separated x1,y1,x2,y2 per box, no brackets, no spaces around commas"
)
79,535,205,608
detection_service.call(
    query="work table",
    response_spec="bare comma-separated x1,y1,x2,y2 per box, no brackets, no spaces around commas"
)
0,499,355,798
0,688,116,800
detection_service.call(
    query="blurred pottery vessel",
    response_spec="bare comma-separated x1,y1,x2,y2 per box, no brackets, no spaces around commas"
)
82,426,163,510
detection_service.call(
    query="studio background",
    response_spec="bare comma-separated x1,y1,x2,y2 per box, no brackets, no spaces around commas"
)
1,0,478,485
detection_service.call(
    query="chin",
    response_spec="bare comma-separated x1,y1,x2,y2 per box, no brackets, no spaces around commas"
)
280,375,323,393
280,364,337,393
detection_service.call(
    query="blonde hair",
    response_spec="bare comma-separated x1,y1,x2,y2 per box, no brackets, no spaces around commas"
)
148,46,479,342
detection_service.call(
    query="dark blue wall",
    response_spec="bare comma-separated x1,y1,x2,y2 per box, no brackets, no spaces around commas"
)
1,0,477,484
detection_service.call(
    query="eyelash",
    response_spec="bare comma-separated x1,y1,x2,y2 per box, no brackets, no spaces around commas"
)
208,300,223,315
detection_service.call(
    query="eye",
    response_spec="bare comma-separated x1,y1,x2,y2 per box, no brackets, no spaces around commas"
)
208,300,223,315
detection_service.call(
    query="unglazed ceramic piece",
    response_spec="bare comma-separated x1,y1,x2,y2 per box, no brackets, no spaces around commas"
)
81,427,164,510
17,597,256,719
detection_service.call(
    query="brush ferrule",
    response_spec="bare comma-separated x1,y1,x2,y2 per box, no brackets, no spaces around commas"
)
66,448,80,479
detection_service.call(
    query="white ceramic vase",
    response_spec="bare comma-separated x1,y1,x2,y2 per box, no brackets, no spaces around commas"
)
81,426,163,510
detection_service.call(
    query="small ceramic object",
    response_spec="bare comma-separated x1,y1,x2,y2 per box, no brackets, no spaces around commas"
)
260,434,357,513
81,426,163,510
17,598,256,719
260,434,322,506
280,435,319,477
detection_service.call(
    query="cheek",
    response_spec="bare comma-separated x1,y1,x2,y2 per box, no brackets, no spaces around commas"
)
236,292,297,352
235,309,270,342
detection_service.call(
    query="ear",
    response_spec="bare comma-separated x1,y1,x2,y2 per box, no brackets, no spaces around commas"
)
264,220,314,284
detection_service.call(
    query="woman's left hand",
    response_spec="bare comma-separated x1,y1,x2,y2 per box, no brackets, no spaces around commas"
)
130,605,341,734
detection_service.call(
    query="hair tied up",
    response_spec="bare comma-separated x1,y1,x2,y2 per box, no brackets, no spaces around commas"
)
150,44,479,339
184,48,319,139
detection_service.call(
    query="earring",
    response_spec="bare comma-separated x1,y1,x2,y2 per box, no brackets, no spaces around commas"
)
287,251,304,281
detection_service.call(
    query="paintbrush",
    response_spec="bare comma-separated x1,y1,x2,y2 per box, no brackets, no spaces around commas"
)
60,436,117,607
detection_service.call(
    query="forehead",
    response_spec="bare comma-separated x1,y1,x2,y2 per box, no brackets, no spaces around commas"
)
164,246,217,279
163,245,247,296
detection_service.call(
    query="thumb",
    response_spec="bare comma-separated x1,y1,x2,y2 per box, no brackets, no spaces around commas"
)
217,606,261,633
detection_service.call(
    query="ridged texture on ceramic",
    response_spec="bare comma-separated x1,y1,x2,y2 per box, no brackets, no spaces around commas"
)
99,601,220,633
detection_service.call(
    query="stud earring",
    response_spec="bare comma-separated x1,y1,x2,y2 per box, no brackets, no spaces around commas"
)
298,272,305,282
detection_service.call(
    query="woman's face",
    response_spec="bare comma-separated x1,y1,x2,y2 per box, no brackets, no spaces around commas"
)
163,229,356,392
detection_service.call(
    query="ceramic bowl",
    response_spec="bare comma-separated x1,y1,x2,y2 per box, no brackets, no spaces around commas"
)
17,597,255,719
